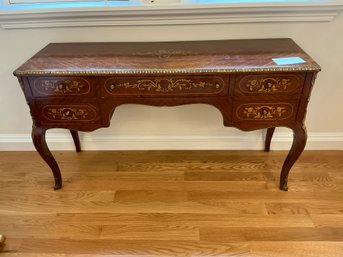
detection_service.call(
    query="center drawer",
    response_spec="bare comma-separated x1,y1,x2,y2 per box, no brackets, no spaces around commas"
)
102,75,228,97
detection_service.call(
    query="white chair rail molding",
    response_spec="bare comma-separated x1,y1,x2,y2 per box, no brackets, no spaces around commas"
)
1,0,343,28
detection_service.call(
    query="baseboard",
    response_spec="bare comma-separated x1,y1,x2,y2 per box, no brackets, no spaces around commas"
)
0,132,342,151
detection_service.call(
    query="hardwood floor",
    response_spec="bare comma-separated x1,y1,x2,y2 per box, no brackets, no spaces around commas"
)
0,150,342,256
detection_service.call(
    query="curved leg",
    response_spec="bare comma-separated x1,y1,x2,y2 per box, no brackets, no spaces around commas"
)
32,126,62,190
70,130,81,152
280,125,307,191
264,127,275,152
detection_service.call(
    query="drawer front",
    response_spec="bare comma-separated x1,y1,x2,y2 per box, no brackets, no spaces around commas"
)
29,77,93,97
103,76,227,96
234,73,304,97
233,102,298,122
39,104,99,123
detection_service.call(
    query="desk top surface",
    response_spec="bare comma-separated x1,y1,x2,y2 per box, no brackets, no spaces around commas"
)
14,38,320,76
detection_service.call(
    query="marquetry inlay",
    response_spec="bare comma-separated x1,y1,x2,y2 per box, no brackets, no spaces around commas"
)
246,78,291,93
134,49,195,59
116,79,214,92
236,103,294,121
236,75,302,95
42,105,97,122
104,77,224,95
33,77,90,96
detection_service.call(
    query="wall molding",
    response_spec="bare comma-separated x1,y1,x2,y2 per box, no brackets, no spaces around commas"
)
1,132,342,151
1,0,343,29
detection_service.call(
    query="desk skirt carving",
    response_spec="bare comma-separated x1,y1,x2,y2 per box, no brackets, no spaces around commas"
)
14,39,320,191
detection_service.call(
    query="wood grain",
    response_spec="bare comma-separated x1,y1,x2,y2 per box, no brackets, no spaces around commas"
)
0,150,342,256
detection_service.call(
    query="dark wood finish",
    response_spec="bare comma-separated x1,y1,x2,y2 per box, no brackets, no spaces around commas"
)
280,125,307,191
31,126,62,190
13,39,320,190
264,127,275,152
70,130,81,152
14,39,320,74
234,73,305,96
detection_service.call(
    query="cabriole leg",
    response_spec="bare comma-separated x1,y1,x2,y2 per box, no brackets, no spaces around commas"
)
32,126,62,190
280,125,307,191
264,127,275,152
70,130,81,152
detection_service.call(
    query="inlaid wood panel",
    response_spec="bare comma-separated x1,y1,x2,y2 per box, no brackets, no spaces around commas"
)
41,104,98,123
29,77,96,97
233,73,305,97
13,40,321,76
233,101,298,122
32,104,103,131
102,76,227,96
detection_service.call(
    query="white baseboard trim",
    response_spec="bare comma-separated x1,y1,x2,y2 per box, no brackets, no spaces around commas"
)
0,132,342,151
1,1,343,29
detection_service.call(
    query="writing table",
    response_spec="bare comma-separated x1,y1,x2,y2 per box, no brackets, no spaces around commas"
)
14,39,321,191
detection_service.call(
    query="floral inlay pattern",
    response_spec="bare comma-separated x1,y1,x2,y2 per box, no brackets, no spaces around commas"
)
34,78,90,95
134,49,196,59
245,78,292,93
44,107,91,121
243,106,286,119
110,78,219,93
236,104,294,121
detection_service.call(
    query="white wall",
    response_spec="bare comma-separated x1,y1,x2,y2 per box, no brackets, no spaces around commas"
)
1,15,343,150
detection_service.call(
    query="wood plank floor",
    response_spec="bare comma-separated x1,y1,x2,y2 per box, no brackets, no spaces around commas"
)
0,150,342,256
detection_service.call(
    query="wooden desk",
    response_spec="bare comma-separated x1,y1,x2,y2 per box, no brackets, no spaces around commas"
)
14,39,320,191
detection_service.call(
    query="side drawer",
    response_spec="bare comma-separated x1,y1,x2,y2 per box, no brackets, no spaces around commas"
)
102,75,228,97
28,77,96,97
35,103,100,124
233,73,305,97
233,101,299,123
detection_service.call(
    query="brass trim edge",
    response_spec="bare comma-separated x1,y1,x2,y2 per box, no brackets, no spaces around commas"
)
14,65,321,76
